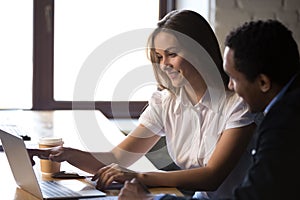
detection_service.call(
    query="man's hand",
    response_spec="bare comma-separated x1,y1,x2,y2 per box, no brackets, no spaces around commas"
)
119,178,154,200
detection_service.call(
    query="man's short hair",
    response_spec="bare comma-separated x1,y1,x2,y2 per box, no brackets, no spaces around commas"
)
225,19,300,86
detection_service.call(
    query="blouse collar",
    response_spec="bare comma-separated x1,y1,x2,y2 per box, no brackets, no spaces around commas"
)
174,88,211,113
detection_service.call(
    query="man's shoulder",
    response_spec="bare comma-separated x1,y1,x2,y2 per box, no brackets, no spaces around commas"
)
273,87,300,112
257,87,300,141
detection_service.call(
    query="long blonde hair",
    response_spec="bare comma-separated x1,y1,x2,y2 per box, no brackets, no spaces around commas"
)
147,10,228,96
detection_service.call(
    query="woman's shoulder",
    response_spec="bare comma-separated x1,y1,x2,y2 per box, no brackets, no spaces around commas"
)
222,91,255,128
223,91,248,113
148,89,174,105
225,91,244,105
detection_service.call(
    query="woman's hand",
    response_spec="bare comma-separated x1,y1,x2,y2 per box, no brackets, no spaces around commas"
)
119,178,153,200
92,163,138,190
48,146,68,162
27,148,51,165
27,146,67,165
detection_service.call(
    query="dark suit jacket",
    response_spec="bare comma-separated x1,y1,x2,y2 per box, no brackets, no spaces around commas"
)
160,75,300,200
227,74,300,200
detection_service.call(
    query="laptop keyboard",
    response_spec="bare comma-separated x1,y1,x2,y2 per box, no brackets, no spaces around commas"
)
40,181,81,197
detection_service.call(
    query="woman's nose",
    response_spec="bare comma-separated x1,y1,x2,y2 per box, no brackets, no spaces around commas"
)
160,57,171,70
161,63,172,71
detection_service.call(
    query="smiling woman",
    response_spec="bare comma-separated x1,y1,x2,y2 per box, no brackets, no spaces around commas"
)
28,10,256,200
0,0,210,120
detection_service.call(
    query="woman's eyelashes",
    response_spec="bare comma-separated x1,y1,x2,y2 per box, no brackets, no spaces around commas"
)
166,51,177,57
155,51,177,62
155,53,163,60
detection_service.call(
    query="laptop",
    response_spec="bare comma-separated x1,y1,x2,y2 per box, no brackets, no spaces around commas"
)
0,125,111,199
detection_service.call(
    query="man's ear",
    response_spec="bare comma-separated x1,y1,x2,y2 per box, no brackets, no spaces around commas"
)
257,74,271,92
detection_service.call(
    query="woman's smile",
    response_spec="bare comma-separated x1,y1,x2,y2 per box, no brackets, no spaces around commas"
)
166,70,180,79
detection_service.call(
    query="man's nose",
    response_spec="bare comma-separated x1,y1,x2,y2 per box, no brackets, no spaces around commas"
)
228,79,234,90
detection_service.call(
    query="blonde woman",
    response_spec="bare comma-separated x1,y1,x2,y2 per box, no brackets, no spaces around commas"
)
29,10,255,199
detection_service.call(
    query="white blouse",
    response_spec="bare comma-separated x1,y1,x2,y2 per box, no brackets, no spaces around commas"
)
138,88,254,199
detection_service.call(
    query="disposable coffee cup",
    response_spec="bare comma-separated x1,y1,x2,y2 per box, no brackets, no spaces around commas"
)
38,137,64,174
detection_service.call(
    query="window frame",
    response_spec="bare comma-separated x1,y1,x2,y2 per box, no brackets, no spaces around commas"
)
32,0,175,118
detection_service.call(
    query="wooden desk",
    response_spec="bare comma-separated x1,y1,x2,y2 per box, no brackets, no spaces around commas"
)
0,110,183,199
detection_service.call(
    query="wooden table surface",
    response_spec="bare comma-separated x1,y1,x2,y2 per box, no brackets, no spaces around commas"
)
0,110,183,199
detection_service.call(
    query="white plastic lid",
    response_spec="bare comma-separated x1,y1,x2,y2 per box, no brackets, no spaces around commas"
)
39,137,63,145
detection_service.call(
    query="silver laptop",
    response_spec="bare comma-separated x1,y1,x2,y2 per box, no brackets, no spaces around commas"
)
0,125,110,199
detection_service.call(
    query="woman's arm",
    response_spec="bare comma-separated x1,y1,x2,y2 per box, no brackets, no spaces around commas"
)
28,145,118,174
137,123,255,191
111,124,161,167
29,124,160,174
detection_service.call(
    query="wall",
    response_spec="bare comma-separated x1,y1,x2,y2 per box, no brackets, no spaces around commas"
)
176,0,210,21
212,0,300,53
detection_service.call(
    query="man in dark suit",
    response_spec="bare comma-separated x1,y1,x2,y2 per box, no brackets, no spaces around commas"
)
118,19,300,200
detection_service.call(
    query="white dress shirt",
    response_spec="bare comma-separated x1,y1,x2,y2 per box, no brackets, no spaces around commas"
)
139,88,254,199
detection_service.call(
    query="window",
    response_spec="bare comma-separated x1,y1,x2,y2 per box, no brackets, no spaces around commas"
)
33,0,175,118
0,0,33,109
54,0,158,102
0,1,175,117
